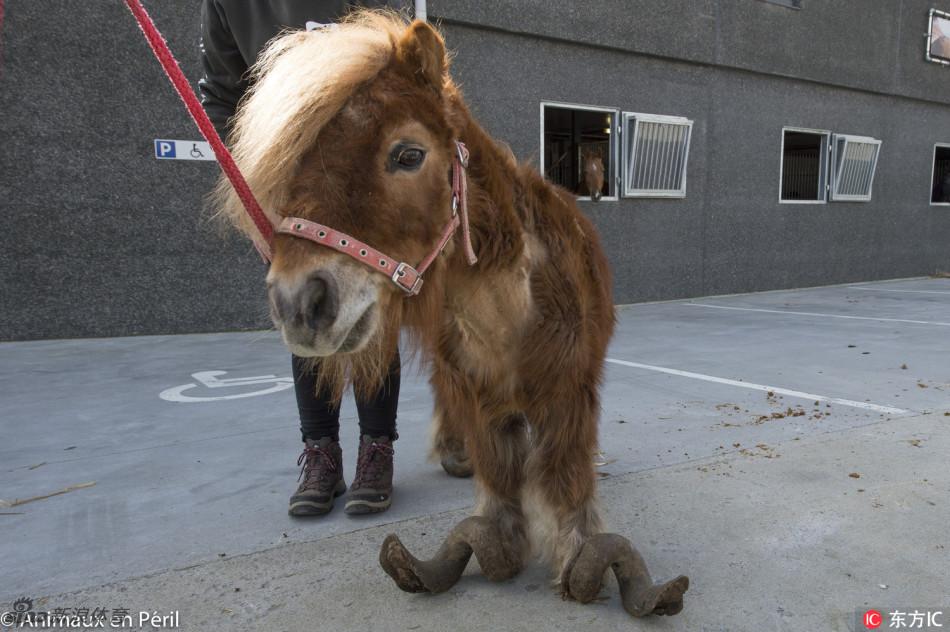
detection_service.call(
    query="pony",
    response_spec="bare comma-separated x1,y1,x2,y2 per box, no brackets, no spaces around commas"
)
215,11,688,618
579,150,605,201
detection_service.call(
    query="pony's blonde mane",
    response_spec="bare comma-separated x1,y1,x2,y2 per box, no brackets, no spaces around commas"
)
212,10,409,249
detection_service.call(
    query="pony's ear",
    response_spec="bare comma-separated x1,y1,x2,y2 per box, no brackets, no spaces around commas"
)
396,20,447,92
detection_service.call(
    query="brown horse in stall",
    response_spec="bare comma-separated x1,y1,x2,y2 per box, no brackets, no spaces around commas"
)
215,12,688,618
579,150,605,201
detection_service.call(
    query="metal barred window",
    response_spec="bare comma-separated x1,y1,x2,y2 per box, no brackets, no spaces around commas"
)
830,135,881,202
622,113,693,198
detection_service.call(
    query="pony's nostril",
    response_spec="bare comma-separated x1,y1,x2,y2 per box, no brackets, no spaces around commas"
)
268,285,294,324
303,271,339,331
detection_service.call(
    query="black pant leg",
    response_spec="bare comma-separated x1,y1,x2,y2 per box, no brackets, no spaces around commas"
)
354,350,401,440
292,355,342,442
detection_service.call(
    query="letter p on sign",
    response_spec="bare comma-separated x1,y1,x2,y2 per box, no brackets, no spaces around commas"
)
155,140,176,158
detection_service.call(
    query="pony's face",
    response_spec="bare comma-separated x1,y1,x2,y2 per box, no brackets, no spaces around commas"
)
266,22,454,358
583,153,605,202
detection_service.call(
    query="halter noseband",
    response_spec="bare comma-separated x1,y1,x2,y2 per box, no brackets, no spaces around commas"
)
276,141,477,296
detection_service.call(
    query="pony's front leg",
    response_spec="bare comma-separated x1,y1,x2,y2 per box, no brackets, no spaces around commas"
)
525,391,689,617
380,409,529,592
468,412,530,568
523,392,603,585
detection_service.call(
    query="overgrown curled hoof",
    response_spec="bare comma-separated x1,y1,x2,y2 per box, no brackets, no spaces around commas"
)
642,575,690,616
564,533,689,618
379,517,521,594
380,534,431,593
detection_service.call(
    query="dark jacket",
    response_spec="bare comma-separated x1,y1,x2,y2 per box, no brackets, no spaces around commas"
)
198,0,411,139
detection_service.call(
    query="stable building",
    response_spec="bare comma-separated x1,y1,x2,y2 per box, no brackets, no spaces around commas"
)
1,0,949,339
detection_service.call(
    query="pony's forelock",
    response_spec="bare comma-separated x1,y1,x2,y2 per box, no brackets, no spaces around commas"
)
211,10,410,249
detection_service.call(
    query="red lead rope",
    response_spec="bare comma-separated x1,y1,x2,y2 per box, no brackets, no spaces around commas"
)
123,0,274,261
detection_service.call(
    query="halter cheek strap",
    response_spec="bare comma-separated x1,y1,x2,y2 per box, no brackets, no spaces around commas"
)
277,141,477,296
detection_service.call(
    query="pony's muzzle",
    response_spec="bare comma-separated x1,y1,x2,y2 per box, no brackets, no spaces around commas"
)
269,270,340,341
267,259,381,357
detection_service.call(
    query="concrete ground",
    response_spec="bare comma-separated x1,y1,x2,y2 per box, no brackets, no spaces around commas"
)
2,278,948,631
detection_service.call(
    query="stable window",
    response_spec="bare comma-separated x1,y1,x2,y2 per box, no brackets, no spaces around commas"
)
931,144,950,205
830,135,881,202
622,113,693,198
927,9,950,66
541,103,617,200
780,129,829,203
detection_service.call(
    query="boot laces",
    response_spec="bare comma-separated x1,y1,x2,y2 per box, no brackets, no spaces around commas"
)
297,443,338,483
353,441,393,488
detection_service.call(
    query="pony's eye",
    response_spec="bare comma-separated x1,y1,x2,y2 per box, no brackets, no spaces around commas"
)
392,146,426,170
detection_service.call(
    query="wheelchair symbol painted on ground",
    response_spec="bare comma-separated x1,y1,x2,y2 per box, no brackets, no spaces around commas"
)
159,371,294,403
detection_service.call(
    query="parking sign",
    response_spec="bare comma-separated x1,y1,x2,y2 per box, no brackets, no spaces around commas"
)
154,139,216,161
155,140,176,158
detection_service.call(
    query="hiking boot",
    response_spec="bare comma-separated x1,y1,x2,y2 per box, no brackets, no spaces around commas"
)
344,435,394,515
289,437,346,517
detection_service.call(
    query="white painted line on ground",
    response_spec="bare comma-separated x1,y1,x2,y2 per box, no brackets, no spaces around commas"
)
847,286,950,296
605,358,910,415
685,303,950,327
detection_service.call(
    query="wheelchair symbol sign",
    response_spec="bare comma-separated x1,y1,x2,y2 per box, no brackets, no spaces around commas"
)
160,371,294,403
154,139,216,161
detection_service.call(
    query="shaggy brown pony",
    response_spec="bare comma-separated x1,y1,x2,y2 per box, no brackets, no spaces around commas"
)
215,11,687,618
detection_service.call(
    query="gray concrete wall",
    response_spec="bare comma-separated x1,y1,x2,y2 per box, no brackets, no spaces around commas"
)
0,1,267,342
431,0,950,301
431,0,950,106
2,1,949,340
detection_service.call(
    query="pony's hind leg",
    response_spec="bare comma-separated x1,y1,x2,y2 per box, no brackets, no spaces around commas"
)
429,399,473,478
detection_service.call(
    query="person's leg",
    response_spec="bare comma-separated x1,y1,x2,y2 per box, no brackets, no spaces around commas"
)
289,355,346,517
354,350,400,439
345,350,400,515
293,355,343,441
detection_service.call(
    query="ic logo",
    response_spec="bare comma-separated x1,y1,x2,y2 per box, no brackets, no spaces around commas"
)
864,609,883,629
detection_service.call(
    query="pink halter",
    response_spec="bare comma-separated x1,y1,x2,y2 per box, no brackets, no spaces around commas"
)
277,141,478,296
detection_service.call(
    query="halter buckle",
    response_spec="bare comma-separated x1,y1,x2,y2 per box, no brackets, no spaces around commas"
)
392,262,423,295
455,141,470,168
